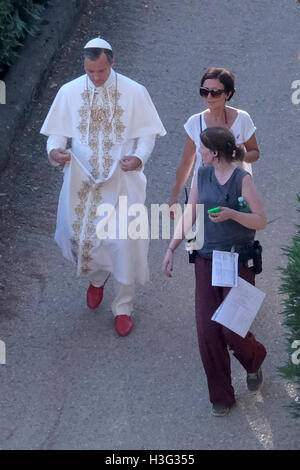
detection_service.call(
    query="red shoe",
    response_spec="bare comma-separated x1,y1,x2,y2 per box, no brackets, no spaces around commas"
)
87,284,104,309
115,315,133,336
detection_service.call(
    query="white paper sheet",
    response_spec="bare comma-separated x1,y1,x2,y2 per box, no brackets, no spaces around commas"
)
211,276,266,338
212,250,239,287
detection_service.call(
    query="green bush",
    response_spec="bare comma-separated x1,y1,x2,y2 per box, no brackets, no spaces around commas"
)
278,195,300,417
0,0,47,77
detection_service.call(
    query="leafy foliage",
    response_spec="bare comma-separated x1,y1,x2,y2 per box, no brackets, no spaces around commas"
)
0,0,48,77
278,195,300,417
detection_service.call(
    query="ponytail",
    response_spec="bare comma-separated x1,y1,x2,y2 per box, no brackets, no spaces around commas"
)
200,127,244,163
232,146,244,161
227,141,244,162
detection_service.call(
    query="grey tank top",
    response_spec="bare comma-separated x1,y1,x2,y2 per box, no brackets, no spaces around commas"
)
197,165,255,258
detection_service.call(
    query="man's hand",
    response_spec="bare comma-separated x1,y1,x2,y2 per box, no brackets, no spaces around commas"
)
119,156,142,172
49,148,71,165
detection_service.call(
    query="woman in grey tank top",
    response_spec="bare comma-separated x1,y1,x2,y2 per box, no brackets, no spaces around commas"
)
163,127,267,417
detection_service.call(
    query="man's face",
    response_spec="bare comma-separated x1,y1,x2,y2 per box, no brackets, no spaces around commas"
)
84,53,114,87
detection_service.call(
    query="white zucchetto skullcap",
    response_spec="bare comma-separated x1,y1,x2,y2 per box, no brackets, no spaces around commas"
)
84,37,112,51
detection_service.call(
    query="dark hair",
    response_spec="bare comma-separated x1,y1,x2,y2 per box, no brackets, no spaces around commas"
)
200,67,235,101
200,127,244,163
83,47,114,64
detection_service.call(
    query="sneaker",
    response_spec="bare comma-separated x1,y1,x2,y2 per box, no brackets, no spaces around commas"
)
247,367,263,392
211,403,230,417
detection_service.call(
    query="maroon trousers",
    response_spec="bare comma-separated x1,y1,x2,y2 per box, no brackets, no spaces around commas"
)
194,256,267,407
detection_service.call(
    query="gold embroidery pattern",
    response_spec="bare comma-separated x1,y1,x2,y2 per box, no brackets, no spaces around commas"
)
77,77,125,180
70,179,91,264
72,76,125,275
112,89,125,142
70,181,103,275
80,183,103,275
77,90,90,143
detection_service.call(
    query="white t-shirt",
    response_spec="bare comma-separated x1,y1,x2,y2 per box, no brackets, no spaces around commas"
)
184,109,256,175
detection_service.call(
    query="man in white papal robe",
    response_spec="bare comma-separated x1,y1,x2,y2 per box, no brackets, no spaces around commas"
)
40,37,166,336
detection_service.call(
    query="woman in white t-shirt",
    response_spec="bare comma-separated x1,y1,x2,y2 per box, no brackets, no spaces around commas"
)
169,68,260,211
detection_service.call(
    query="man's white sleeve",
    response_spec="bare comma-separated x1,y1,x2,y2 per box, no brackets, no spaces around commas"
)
132,134,156,167
47,135,68,167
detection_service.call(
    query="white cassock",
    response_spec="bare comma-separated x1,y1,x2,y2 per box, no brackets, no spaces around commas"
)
40,69,166,315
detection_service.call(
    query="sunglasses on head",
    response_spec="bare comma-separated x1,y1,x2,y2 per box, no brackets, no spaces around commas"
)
199,87,226,98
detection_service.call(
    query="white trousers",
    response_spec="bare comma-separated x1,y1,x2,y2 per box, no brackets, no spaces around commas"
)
89,270,135,317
